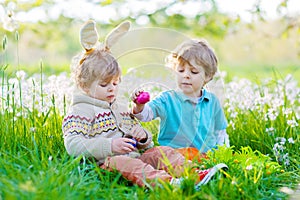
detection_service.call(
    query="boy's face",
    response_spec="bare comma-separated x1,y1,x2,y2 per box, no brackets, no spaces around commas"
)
175,62,209,98
86,76,120,103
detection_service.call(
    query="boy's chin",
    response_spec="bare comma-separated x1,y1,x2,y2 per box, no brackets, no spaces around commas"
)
108,98,116,103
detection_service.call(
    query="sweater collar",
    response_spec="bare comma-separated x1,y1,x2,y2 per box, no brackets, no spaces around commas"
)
72,92,112,108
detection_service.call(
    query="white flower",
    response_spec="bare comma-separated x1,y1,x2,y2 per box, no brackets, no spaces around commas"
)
273,142,285,151
287,119,298,127
283,108,292,116
266,127,274,132
283,153,289,159
276,137,286,145
8,78,18,86
246,165,253,170
284,158,290,166
30,127,36,133
2,3,19,32
16,70,27,80
288,137,295,144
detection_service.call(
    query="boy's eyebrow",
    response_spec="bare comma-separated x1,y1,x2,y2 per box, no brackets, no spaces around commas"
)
190,66,198,70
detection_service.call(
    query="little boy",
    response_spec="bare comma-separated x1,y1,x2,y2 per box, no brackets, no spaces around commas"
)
132,39,230,156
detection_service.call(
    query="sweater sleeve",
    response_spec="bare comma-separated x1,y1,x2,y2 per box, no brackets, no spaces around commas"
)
63,133,113,161
136,128,153,149
62,106,113,161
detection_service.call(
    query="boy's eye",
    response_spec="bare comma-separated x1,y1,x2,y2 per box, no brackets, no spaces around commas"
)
191,71,199,74
177,68,184,72
113,82,118,86
99,83,107,87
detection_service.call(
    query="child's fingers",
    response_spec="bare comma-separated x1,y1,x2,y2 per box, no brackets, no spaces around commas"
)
131,88,144,102
131,126,147,141
123,138,136,149
123,144,135,152
112,138,135,154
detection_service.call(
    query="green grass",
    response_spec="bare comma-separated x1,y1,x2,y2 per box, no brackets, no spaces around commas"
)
0,68,299,199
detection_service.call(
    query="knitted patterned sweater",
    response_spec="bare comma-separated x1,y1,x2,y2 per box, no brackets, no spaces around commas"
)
62,93,152,163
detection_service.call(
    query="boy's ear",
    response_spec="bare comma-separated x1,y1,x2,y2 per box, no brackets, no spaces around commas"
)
205,75,213,84
80,20,99,51
104,21,130,50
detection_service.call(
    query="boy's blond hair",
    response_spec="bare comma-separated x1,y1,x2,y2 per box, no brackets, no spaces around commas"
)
71,48,121,90
167,39,218,80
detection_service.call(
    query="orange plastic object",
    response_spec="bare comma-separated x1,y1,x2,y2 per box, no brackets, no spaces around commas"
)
176,147,208,163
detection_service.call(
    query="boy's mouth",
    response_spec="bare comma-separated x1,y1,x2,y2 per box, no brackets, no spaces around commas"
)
182,82,192,86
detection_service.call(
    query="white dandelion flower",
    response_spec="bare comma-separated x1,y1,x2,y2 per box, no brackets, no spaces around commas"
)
288,137,295,144
2,3,19,32
246,165,253,170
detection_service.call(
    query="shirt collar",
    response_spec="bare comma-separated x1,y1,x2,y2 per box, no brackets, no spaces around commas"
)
175,88,211,104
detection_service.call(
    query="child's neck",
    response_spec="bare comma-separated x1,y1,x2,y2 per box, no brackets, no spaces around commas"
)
182,89,202,99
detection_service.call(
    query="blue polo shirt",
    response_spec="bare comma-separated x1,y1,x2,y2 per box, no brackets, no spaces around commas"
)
148,89,227,152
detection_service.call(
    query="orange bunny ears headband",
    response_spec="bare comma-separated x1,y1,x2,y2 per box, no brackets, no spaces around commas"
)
79,20,131,64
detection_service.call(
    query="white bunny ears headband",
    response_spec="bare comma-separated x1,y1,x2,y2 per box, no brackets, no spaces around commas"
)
79,20,131,64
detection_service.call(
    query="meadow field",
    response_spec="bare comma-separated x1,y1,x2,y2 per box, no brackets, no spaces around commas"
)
0,64,299,199
0,8,299,199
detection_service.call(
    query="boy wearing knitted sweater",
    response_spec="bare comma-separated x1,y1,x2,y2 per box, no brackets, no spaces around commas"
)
62,20,227,188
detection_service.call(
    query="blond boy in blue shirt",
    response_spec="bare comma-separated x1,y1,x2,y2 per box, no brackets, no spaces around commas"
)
132,39,230,159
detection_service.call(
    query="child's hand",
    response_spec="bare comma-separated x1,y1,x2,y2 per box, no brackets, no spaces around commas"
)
131,89,149,114
131,125,147,142
131,89,150,104
111,138,136,154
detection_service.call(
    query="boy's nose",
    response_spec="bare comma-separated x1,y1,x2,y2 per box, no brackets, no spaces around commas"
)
183,71,190,78
107,84,116,92
108,86,114,92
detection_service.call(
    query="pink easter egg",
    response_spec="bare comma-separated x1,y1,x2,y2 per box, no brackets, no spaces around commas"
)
136,91,150,104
